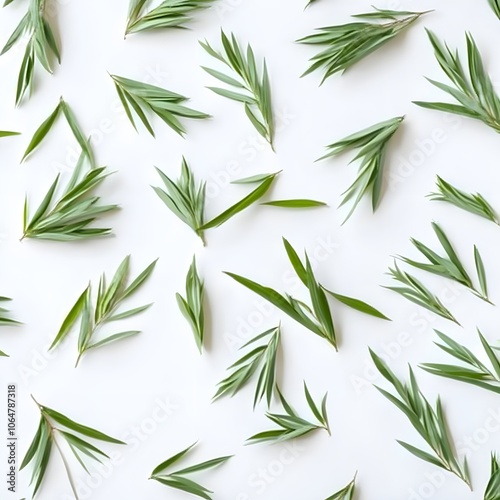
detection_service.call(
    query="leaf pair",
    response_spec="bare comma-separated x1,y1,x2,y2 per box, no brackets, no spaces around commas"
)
22,149,117,241
22,97,95,165
227,238,389,352
49,256,157,366
153,159,279,244
246,383,330,444
1,0,61,105
214,325,281,407
414,31,500,134
126,0,215,35
201,30,275,149
385,262,459,325
150,443,232,500
298,8,430,83
398,222,491,304
429,176,498,226
318,116,404,223
326,475,356,500
22,396,124,499
177,257,205,353
370,351,471,488
111,74,209,138
485,454,500,500
421,329,500,395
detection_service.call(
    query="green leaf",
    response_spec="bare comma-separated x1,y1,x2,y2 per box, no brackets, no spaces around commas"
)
325,475,356,500
261,199,327,208
325,290,390,320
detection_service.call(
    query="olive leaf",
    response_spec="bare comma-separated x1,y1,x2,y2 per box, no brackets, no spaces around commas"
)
317,116,404,223
261,199,327,208
126,0,215,35
214,325,281,407
22,148,117,241
110,74,209,137
1,0,61,105
21,97,95,165
0,296,21,357
485,454,500,500
150,443,232,500
421,329,500,395
177,257,205,353
298,8,430,83
0,131,20,138
326,475,357,500
370,350,471,488
21,395,125,499
153,159,280,245
414,31,500,134
489,0,500,20
384,261,460,325
246,383,330,444
226,238,389,352
49,255,157,366
429,176,498,225
397,222,492,304
200,30,275,149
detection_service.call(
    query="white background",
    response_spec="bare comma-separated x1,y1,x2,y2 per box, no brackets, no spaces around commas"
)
1,0,500,499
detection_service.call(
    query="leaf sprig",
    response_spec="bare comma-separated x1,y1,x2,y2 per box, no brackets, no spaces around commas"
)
397,222,491,304
22,97,94,164
22,149,117,241
21,395,125,499
298,8,430,83
1,0,61,105
326,475,357,500
153,159,279,245
370,351,471,488
49,255,157,366
177,257,205,353
421,329,500,395
414,31,500,134
247,383,330,444
214,325,280,407
385,261,460,325
485,454,500,500
317,116,404,223
429,176,499,225
201,30,275,149
150,443,232,500
227,238,389,352
111,74,209,137
126,0,215,35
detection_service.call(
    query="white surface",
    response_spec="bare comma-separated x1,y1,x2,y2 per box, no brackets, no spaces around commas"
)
1,0,500,499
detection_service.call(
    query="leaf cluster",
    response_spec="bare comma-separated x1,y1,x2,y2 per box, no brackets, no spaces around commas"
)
325,475,357,500
398,222,490,303
150,443,232,500
2,0,61,105
214,325,280,407
414,31,500,134
22,149,117,241
298,8,429,83
385,261,459,325
247,383,330,444
429,176,498,225
485,454,500,500
370,350,471,488
49,255,157,366
318,116,404,223
227,238,389,352
489,0,500,20
153,159,279,244
21,396,124,499
111,74,209,137
421,329,500,395
126,0,215,34
177,257,205,353
201,30,274,148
